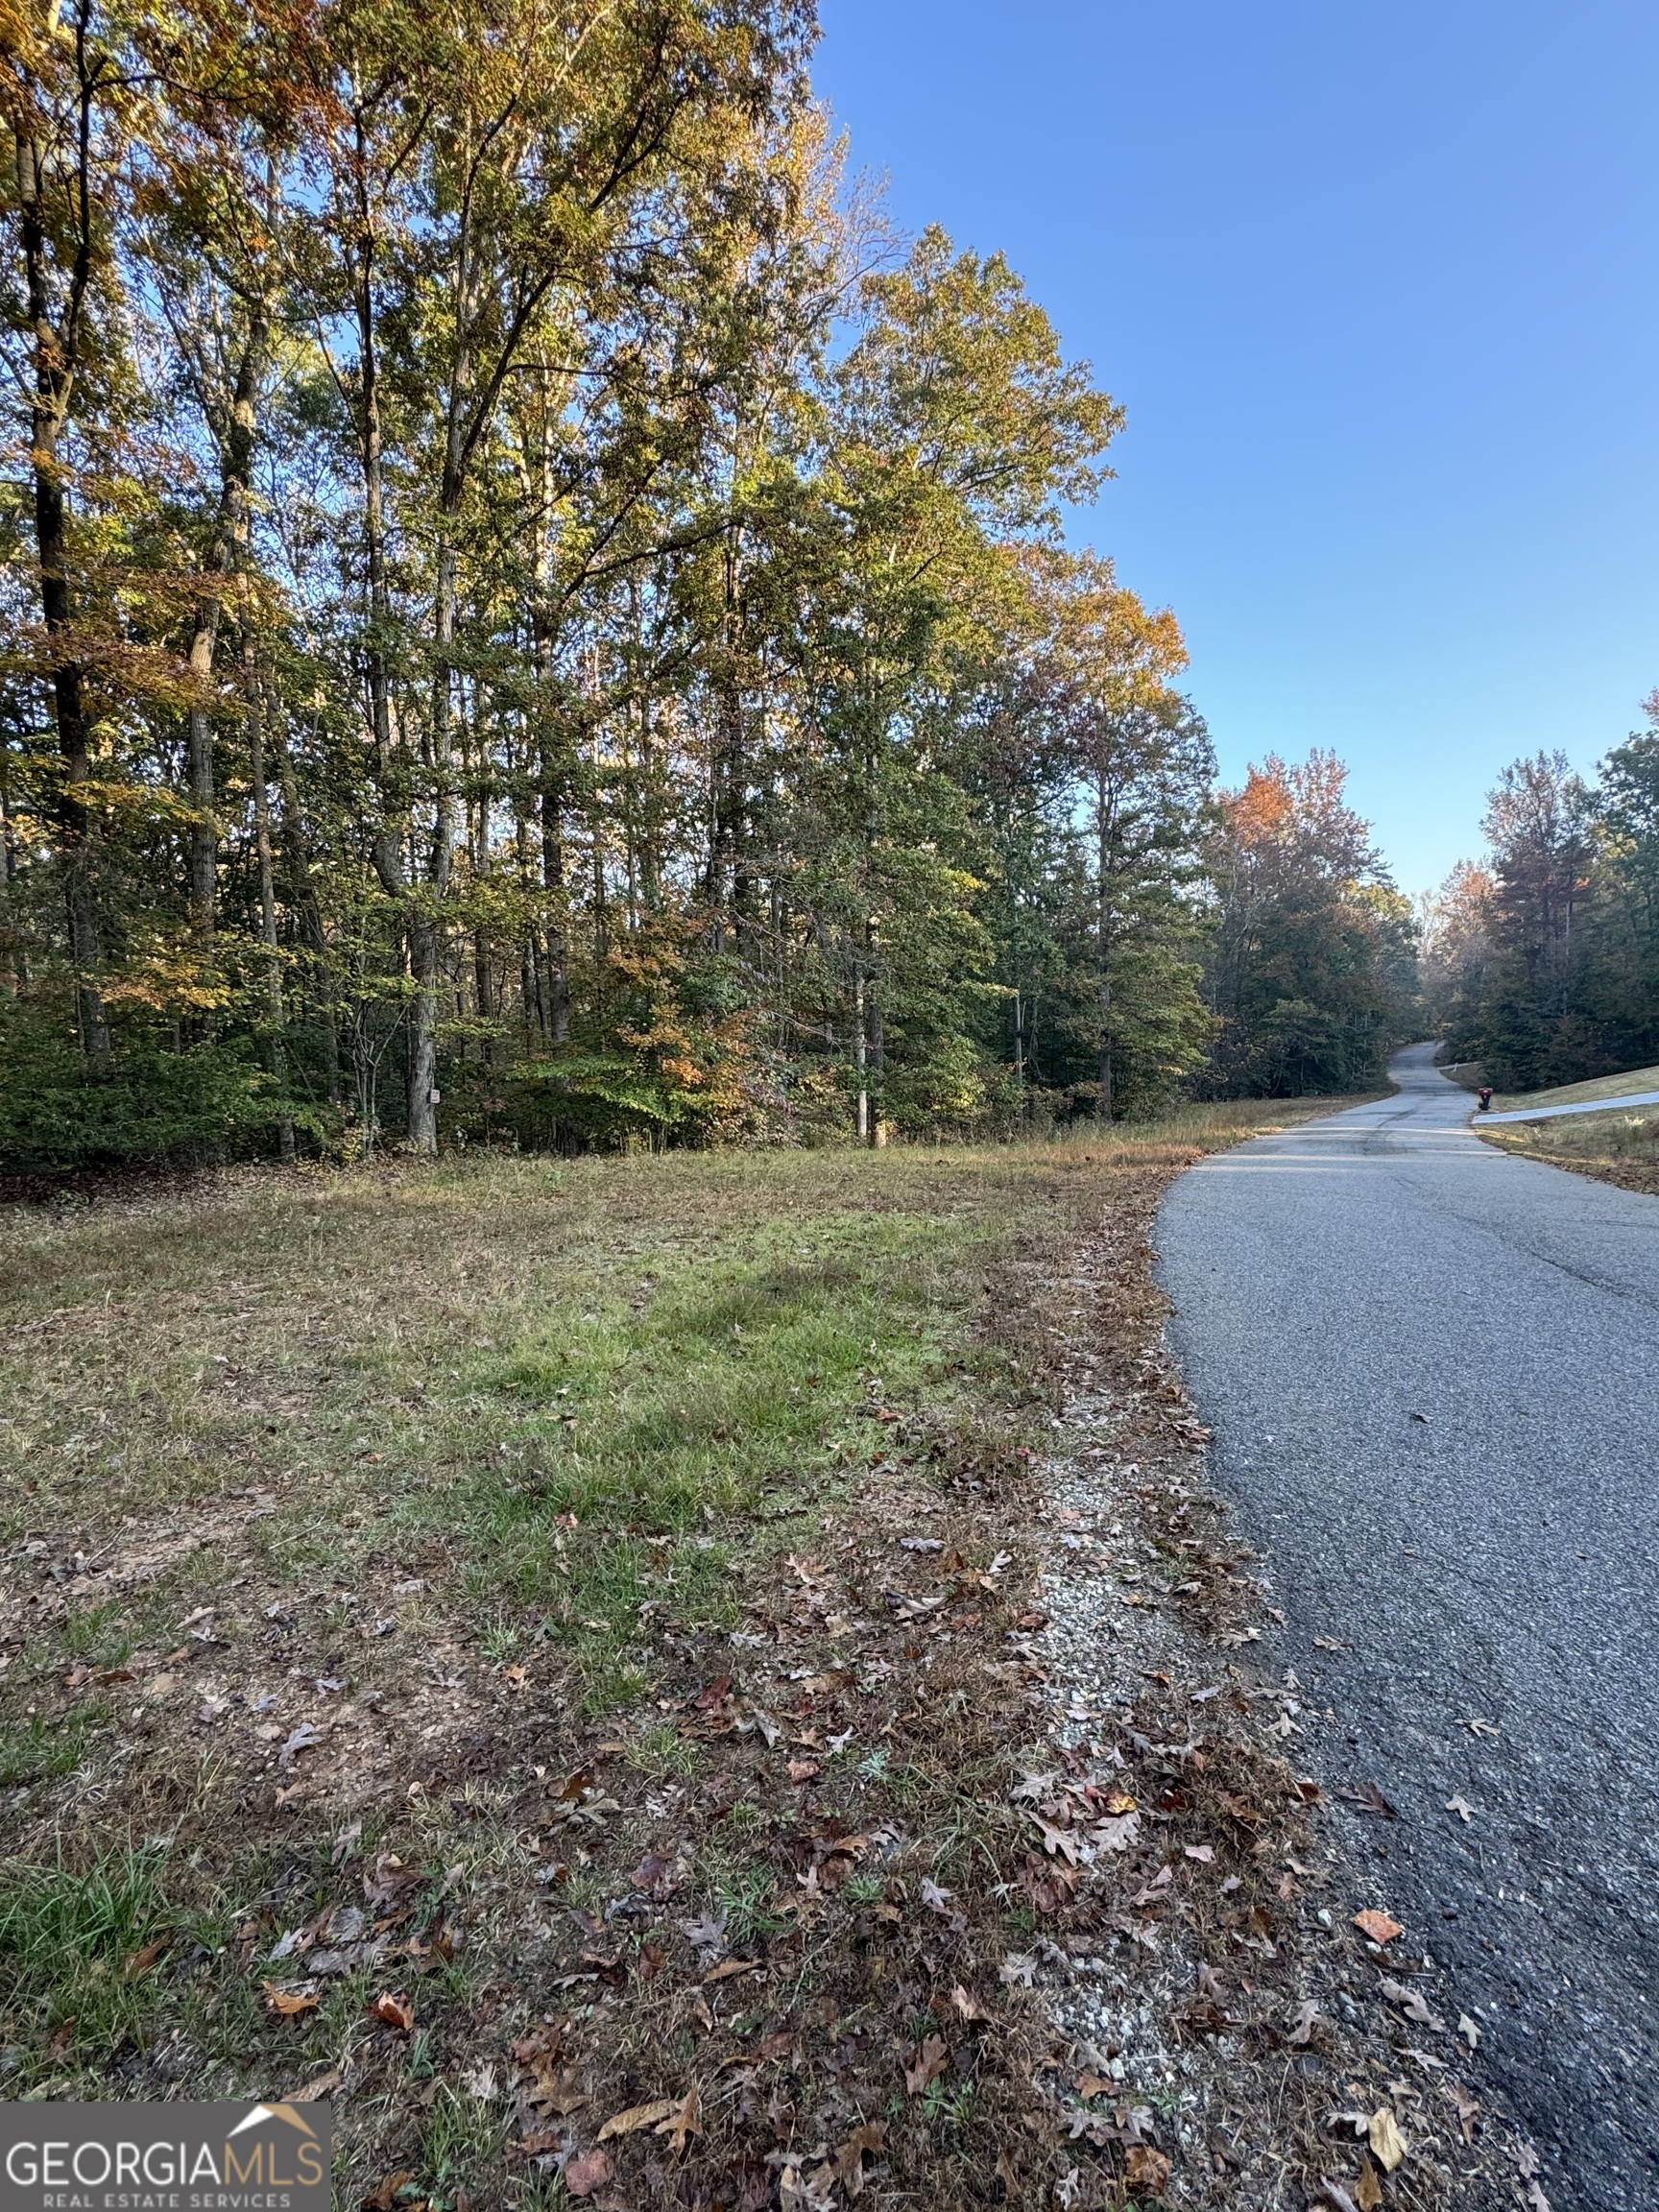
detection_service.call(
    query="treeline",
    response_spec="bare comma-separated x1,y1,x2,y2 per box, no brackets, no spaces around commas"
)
0,0,1416,1169
1426,705,1659,1090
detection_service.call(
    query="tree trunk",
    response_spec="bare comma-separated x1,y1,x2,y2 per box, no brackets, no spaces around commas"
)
269,712,340,1105
540,737,569,1044
18,121,108,1058
182,312,267,962
246,650,294,1162
1096,777,1113,1120
854,967,868,1142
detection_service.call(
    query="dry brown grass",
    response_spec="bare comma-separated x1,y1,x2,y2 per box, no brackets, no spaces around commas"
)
1479,1106,1659,1197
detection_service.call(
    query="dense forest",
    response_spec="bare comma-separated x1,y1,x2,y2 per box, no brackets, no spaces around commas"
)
0,0,1418,1169
1424,705,1659,1092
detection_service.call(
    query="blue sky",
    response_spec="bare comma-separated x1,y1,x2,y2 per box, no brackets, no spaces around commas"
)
814,1,1659,897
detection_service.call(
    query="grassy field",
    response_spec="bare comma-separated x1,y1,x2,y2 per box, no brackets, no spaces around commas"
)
1489,1062,1659,1113
0,1102,1363,2208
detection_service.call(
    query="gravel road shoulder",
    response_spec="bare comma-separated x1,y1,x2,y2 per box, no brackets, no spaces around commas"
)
1007,1148,1541,2211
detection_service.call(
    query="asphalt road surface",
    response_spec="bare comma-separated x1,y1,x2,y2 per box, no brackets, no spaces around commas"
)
1157,1044,1659,2212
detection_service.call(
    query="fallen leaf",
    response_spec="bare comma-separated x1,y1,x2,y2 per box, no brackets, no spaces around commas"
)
289,2068,343,2103
703,1958,759,1985
1367,2107,1407,2173
1124,2145,1172,2197
1287,1998,1322,2044
1312,1635,1350,1651
656,2085,701,2154
1458,2012,1481,2050
263,1983,320,2018
1184,1844,1214,1864
597,2099,676,2141
830,2120,885,2198
1380,1975,1445,2030
632,1851,677,1892
1445,1794,1475,1823
638,1940,666,1982
562,2149,613,2199
124,1936,170,1980
364,1853,421,1910
368,1991,414,2033
1339,1780,1398,1818
919,1877,953,1913
1356,2161,1382,2212
679,1911,727,1960
999,1952,1038,1987
360,2171,415,2209
1462,1716,1501,1738
950,1984,989,2023
1440,2076,1480,2141
903,2034,949,2095
1353,1909,1404,1945
278,1721,323,1768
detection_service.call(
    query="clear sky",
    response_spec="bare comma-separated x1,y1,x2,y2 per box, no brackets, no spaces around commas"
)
813,1,1659,898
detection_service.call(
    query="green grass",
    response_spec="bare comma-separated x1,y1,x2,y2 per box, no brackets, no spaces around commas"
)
0,1703,109,1788
0,1839,175,2047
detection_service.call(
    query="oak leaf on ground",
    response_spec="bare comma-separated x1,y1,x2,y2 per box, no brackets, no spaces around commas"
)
1124,2145,1172,2197
902,2034,949,2095
597,2098,676,2140
562,2149,613,2199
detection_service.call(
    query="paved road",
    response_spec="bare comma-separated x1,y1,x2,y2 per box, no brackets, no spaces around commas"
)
1157,1044,1659,2212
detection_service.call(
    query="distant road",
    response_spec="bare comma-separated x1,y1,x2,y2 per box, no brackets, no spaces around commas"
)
1157,1043,1659,2212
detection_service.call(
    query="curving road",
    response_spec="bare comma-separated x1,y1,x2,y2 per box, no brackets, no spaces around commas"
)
1157,1044,1659,2212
